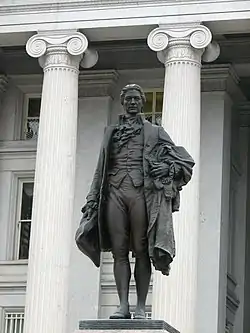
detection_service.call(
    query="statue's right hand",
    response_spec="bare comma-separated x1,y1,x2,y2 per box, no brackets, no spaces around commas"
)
81,201,97,220
82,207,94,220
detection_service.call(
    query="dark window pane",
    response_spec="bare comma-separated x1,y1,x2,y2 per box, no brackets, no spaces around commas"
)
155,114,162,126
144,92,153,115
19,221,31,260
145,114,152,123
20,183,34,220
156,92,163,114
28,98,41,117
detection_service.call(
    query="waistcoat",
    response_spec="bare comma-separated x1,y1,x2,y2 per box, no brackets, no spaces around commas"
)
108,114,144,188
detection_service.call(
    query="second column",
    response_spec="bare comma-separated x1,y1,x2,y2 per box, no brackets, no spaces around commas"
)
148,24,218,333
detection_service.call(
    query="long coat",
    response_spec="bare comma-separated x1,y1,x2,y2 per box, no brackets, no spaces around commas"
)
75,118,194,275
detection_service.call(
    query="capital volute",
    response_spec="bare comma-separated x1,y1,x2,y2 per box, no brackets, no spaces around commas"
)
26,31,89,70
147,25,212,52
147,24,219,65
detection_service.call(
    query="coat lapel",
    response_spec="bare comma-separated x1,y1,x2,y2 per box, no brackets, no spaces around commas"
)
103,125,116,150
143,120,153,146
143,119,158,151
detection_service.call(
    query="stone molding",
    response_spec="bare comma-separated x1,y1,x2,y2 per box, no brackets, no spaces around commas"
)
201,64,246,102
9,65,244,99
78,70,119,97
26,31,88,72
9,70,119,97
0,140,37,160
0,261,27,293
1,0,250,39
0,0,248,13
147,24,214,67
237,103,250,127
0,0,177,13
9,74,43,94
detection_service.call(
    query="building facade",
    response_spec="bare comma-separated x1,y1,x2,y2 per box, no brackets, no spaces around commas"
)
0,1,250,333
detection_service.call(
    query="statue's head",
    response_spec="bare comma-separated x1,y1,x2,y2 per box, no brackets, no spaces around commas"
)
120,84,146,116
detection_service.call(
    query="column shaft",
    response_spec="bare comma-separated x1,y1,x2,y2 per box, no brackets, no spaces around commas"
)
147,25,214,333
155,53,201,332
24,32,88,333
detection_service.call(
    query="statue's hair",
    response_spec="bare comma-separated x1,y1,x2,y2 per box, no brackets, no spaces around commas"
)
120,84,146,105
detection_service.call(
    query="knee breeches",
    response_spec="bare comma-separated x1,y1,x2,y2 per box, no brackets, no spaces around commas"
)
106,176,148,260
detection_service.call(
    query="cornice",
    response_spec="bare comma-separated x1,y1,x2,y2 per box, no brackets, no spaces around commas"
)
0,0,210,14
9,70,119,97
78,70,119,98
237,102,250,127
0,140,37,159
201,64,246,102
0,261,27,292
9,74,43,94
1,0,250,39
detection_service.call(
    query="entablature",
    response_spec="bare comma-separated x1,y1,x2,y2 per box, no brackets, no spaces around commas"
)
0,1,250,43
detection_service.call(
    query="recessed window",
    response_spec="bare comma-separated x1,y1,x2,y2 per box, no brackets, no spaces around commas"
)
144,90,163,125
4,310,24,333
24,97,41,140
16,180,34,260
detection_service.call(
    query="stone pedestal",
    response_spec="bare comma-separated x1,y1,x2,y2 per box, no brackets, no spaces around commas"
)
75,320,179,333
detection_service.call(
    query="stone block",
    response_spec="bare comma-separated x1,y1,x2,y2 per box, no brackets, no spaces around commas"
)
75,319,179,333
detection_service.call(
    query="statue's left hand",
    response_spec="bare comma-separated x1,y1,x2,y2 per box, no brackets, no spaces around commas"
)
150,163,169,178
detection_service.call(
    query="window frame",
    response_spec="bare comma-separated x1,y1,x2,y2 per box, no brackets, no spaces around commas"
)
14,177,34,261
22,93,41,140
143,88,164,125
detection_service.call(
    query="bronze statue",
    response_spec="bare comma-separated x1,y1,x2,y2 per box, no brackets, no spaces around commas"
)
76,84,194,320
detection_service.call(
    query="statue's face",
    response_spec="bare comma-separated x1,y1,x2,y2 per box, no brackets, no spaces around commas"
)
123,89,143,115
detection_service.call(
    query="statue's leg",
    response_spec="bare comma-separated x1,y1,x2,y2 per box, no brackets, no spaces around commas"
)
130,187,151,319
106,184,131,319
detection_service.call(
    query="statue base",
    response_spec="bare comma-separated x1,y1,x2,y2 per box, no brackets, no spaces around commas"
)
75,320,180,333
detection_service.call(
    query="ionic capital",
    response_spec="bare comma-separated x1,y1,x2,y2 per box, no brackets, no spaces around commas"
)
26,31,89,72
147,24,220,66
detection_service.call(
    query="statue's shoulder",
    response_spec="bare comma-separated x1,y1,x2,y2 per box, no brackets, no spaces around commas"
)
144,119,160,128
101,125,116,147
104,124,116,134
143,119,160,133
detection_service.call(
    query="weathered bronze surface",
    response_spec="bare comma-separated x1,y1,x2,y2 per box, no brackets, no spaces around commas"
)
76,84,194,320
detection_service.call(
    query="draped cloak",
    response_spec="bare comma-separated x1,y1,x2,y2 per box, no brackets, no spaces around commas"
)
75,118,194,275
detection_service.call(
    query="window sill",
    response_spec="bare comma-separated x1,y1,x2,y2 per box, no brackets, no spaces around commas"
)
0,260,28,266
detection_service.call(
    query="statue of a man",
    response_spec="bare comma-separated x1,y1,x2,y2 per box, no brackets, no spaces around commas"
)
76,84,194,320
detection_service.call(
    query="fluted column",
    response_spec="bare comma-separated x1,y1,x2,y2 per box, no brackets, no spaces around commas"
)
24,31,88,333
148,24,219,333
